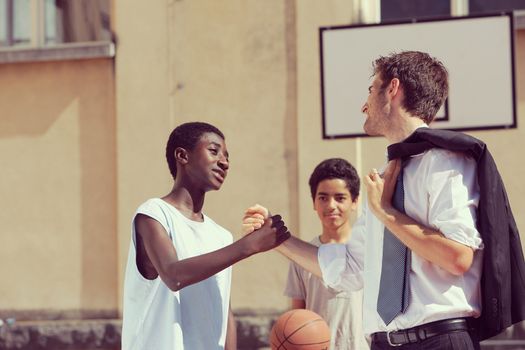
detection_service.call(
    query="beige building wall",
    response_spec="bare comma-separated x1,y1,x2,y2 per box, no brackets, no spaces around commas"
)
115,0,300,311
0,59,117,315
114,0,171,312
0,0,523,319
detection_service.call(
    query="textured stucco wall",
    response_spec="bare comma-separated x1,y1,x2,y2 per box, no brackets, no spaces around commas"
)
0,59,117,313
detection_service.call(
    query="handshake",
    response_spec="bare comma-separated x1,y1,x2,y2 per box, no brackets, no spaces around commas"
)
240,204,291,254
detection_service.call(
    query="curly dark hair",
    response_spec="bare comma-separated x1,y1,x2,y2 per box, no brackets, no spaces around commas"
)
308,158,360,201
165,122,225,179
373,51,448,124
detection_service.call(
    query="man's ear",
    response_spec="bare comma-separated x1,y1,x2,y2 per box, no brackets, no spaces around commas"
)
387,78,401,96
175,147,189,165
387,78,404,105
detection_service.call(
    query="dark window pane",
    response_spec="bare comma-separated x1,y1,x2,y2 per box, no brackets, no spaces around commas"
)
381,0,450,22
470,0,525,15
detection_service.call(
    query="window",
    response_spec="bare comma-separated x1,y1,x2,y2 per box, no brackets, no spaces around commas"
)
381,0,525,22
469,0,525,15
0,0,31,47
381,0,450,22
44,0,112,45
0,0,113,63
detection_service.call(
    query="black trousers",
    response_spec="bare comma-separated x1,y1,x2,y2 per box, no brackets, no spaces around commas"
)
371,330,480,350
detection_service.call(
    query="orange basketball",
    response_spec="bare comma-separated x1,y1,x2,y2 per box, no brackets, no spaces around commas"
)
269,309,331,350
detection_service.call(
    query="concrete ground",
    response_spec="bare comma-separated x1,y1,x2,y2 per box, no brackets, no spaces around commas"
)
0,313,523,349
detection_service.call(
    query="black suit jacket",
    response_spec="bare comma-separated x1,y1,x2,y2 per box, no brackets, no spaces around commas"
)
388,127,525,340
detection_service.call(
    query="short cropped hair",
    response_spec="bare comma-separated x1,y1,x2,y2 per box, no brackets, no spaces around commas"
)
308,158,360,201
165,122,225,179
373,51,448,124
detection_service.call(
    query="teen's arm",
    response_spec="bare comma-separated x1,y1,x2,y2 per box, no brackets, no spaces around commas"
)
135,214,289,291
291,299,306,309
275,236,322,277
366,158,477,276
243,206,364,291
225,303,237,350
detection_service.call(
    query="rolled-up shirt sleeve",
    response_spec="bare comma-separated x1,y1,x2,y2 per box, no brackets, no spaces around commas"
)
318,215,366,291
426,150,483,250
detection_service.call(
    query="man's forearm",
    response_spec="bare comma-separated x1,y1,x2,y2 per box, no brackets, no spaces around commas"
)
380,208,474,276
275,236,322,277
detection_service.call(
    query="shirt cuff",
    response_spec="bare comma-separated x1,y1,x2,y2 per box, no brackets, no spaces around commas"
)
439,223,484,250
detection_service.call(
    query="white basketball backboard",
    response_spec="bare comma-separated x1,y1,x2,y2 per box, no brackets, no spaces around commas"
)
320,13,516,138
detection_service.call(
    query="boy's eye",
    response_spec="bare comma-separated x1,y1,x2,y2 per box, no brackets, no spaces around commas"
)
209,148,218,155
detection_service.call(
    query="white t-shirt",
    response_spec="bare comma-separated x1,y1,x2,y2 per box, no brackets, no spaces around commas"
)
122,198,233,350
285,236,369,350
318,148,483,336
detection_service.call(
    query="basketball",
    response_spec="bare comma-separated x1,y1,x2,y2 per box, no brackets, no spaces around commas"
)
269,309,331,350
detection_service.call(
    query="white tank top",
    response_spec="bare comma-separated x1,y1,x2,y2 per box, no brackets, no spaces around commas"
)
122,198,233,350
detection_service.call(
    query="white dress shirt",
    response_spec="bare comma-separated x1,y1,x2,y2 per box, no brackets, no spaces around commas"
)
318,146,483,336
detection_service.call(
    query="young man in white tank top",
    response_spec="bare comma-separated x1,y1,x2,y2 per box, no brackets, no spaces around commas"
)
122,122,290,350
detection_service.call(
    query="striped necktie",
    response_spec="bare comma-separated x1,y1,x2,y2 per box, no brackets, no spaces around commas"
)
376,161,411,325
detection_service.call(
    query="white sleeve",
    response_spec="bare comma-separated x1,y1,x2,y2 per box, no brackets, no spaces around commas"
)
318,214,365,291
135,199,171,237
426,150,483,249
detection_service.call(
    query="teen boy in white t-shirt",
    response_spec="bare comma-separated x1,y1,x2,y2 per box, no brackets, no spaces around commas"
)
284,158,368,349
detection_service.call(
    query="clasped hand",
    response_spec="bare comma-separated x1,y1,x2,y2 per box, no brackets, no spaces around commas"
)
241,204,290,253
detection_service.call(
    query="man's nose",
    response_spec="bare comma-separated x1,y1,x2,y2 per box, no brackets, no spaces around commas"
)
361,103,368,114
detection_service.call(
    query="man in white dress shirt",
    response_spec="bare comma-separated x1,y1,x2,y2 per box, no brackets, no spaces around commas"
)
244,51,482,349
